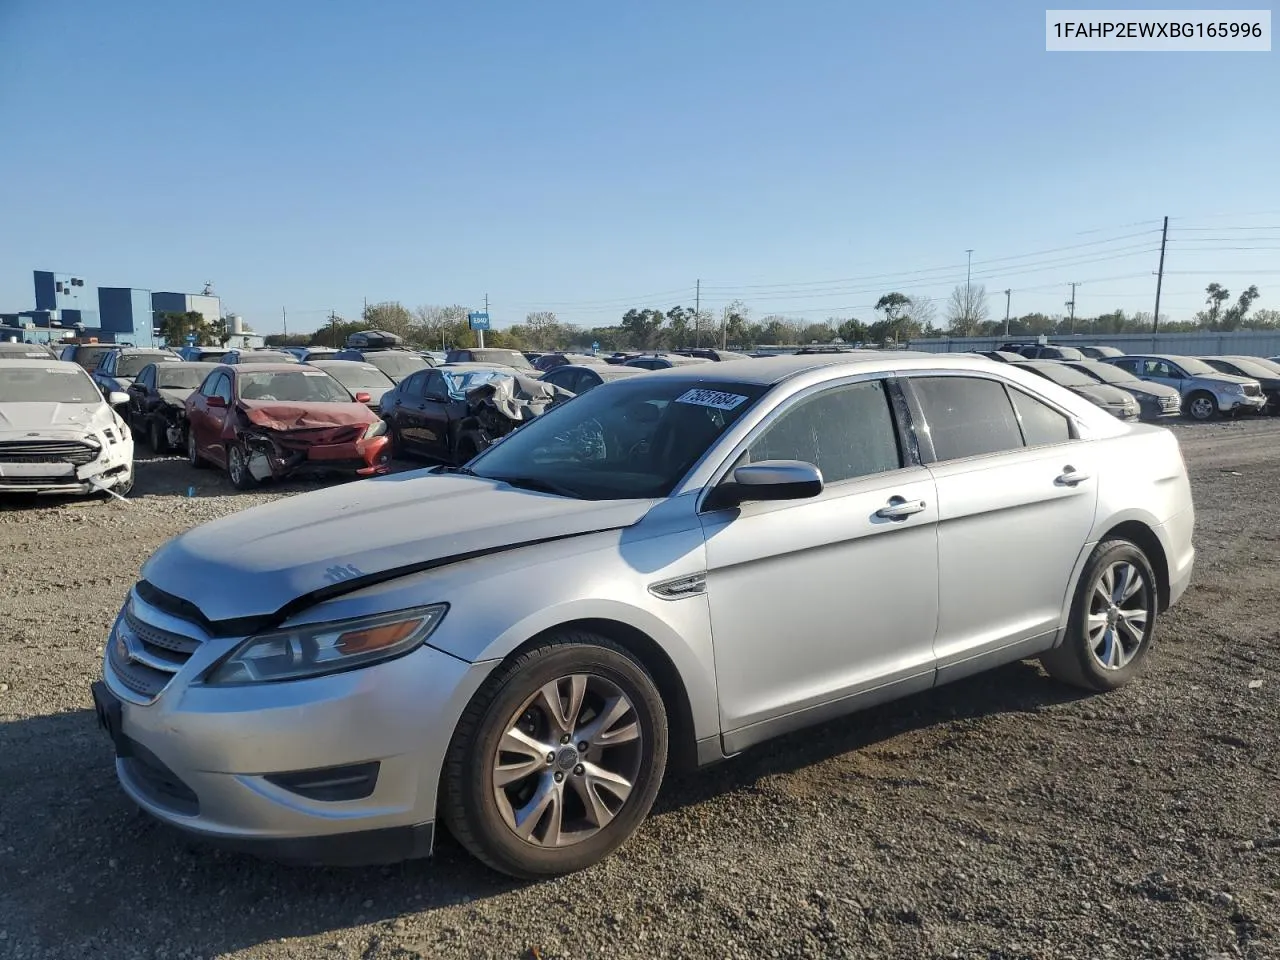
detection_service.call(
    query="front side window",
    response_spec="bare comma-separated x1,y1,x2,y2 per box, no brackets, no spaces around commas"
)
470,378,768,500
910,376,1023,462
212,374,233,404
136,365,155,389
741,380,901,484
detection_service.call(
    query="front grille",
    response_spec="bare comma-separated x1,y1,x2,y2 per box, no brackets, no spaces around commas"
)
107,602,202,699
0,475,84,487
1160,396,1181,412
0,439,99,465
1243,384,1262,397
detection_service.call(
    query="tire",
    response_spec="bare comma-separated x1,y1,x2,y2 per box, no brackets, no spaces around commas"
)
226,442,258,490
112,473,134,498
187,431,207,469
1186,391,1218,421
149,418,169,455
441,633,668,878
1040,539,1158,692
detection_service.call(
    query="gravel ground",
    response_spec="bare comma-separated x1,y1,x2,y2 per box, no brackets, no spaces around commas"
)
1,421,1278,960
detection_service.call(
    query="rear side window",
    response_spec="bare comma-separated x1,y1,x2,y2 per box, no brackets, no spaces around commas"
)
911,376,1023,462
745,380,901,483
1009,388,1072,447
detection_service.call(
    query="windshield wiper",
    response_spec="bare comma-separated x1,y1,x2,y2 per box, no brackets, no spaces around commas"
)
435,464,477,476
490,475,582,499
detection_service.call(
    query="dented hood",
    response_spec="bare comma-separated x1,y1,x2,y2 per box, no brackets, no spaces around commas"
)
239,399,377,432
141,471,655,623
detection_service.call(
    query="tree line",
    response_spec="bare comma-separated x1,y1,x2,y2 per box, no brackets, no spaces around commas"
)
264,282,1278,353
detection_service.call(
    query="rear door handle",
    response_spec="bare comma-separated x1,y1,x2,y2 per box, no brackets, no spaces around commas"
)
875,496,927,520
1056,466,1091,486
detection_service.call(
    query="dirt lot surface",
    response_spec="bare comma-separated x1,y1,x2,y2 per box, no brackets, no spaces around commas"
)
1,421,1278,960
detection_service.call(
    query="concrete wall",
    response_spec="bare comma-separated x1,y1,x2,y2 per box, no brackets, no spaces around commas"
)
905,330,1280,358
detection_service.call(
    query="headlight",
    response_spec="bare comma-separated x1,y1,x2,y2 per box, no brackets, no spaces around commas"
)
363,419,388,440
205,605,446,684
1225,383,1245,395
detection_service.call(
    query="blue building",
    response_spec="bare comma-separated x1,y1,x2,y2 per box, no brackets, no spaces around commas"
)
99,287,157,347
32,269,100,332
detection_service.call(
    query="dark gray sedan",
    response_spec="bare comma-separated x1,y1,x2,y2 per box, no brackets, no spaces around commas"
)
1063,360,1182,421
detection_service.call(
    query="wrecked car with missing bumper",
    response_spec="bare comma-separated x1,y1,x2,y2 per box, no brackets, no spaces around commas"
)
126,361,221,453
184,363,390,488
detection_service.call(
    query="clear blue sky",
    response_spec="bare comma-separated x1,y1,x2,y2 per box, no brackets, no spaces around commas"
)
2,1,1277,335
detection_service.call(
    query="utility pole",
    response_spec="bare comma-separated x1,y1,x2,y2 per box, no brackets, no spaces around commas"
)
329,310,338,347
695,279,701,348
1152,215,1169,334
1066,282,1080,334
965,249,974,327
1003,288,1012,337
282,306,287,339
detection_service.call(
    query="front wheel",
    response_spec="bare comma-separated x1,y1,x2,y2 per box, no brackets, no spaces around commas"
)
149,418,170,454
1186,391,1218,421
1040,539,1157,692
227,443,258,490
441,634,668,878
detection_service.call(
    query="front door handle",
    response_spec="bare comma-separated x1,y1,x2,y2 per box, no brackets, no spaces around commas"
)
1056,466,1091,486
875,496,927,520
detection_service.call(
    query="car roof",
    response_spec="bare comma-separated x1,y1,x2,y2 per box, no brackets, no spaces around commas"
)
556,364,646,378
215,362,308,373
307,359,381,370
159,360,221,370
440,362,516,372
0,358,87,372
628,350,948,385
117,347,174,354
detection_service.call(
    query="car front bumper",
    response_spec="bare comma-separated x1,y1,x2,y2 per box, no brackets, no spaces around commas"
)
1221,394,1268,414
0,433,133,495
96,618,493,864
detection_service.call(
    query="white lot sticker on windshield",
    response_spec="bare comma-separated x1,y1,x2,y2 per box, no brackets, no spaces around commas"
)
675,388,749,411
300,370,327,376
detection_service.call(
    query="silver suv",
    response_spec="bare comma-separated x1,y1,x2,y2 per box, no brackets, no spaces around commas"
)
92,353,1195,877
1104,354,1265,420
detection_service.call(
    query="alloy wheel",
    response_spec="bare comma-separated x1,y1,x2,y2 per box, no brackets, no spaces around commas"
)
1087,560,1150,670
491,674,642,848
228,445,247,486
1189,396,1216,420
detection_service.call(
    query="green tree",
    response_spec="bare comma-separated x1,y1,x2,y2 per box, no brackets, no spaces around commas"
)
158,311,227,347
361,301,414,337
620,308,667,349
1222,285,1260,330
665,306,695,348
874,292,912,342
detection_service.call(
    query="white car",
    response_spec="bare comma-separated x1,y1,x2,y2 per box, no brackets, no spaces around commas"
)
0,359,135,496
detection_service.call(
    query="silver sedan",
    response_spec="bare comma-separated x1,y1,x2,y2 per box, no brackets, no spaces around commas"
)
94,352,1195,877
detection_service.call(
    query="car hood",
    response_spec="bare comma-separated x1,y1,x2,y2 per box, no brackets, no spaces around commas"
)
1072,384,1134,406
158,387,196,407
141,472,656,624
1115,380,1179,400
238,399,378,431
1197,372,1255,388
0,401,113,437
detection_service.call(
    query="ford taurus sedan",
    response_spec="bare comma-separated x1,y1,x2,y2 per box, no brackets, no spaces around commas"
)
93,352,1194,878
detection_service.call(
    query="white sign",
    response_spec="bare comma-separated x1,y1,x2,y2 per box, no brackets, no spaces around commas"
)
1046,10,1271,51
675,388,749,411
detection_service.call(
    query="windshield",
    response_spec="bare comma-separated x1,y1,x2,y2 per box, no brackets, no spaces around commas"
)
1175,357,1215,375
0,367,99,403
157,366,215,390
1075,362,1136,385
1031,363,1094,388
70,346,115,370
471,349,533,371
237,370,352,403
1219,357,1276,378
442,369,509,397
470,377,769,500
118,354,178,377
319,363,393,390
367,353,429,379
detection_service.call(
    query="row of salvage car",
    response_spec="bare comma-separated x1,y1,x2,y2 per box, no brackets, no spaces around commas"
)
2,336,1279,499
975,347,1280,421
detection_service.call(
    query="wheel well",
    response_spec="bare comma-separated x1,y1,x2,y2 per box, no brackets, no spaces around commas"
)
511,618,700,771
1104,520,1171,611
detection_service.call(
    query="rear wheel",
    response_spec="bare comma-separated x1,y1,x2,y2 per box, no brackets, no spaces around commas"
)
441,633,668,878
1186,391,1218,421
1041,539,1157,692
186,431,207,469
227,443,258,490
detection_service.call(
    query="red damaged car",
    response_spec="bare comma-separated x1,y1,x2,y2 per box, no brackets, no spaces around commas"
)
185,364,391,488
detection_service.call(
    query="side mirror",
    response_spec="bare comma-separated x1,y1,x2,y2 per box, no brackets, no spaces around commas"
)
713,460,824,508
355,391,372,404
107,391,130,408
206,395,227,409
